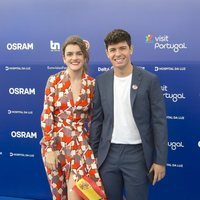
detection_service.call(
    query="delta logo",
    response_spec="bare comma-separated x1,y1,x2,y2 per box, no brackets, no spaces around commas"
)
145,34,187,53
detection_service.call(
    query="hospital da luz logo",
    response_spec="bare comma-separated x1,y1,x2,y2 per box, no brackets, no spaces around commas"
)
145,34,187,53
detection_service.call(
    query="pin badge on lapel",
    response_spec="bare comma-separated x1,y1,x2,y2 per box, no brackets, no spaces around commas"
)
132,84,138,90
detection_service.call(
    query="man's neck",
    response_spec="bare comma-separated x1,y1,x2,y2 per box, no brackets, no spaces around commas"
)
114,64,133,77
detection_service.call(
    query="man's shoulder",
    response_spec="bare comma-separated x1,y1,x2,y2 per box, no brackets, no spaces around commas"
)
135,66,157,79
96,68,113,81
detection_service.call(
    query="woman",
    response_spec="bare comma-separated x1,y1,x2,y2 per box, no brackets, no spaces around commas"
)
40,36,105,200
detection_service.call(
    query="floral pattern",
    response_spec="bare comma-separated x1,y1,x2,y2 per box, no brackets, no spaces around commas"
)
41,70,105,200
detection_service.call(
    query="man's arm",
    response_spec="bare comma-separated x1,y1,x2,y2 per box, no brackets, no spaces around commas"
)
150,75,168,165
149,75,168,184
89,79,104,157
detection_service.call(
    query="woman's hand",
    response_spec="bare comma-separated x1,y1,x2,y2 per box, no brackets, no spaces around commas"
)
45,151,58,170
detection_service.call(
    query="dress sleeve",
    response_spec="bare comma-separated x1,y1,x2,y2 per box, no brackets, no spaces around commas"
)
40,75,57,152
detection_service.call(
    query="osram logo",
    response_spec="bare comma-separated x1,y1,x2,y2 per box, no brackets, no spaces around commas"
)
7,43,34,50
9,88,36,95
11,131,37,139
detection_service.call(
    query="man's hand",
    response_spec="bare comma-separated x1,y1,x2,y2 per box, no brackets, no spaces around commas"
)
149,163,166,185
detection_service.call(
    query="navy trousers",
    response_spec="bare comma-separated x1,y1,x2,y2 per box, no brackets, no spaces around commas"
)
99,144,149,200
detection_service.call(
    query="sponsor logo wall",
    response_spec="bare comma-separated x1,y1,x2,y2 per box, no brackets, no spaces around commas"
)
0,1,199,200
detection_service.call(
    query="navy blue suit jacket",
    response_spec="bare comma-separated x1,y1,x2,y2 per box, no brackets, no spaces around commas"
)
89,67,168,169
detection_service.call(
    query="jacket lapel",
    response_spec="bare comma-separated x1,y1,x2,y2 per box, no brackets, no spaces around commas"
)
130,67,142,107
106,69,114,122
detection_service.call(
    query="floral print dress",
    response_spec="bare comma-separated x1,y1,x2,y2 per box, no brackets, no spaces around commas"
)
40,70,105,200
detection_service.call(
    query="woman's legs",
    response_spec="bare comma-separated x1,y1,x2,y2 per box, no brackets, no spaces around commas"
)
43,161,67,200
67,172,82,200
42,149,67,200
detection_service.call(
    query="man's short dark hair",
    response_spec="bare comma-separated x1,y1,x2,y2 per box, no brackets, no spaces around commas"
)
104,29,132,49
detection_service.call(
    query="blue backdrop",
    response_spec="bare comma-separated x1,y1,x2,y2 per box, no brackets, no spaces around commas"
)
0,0,200,200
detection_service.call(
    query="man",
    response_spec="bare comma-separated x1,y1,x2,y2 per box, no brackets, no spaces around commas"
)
89,29,168,200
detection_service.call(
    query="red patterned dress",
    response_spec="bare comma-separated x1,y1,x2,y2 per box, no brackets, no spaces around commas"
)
40,70,105,200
